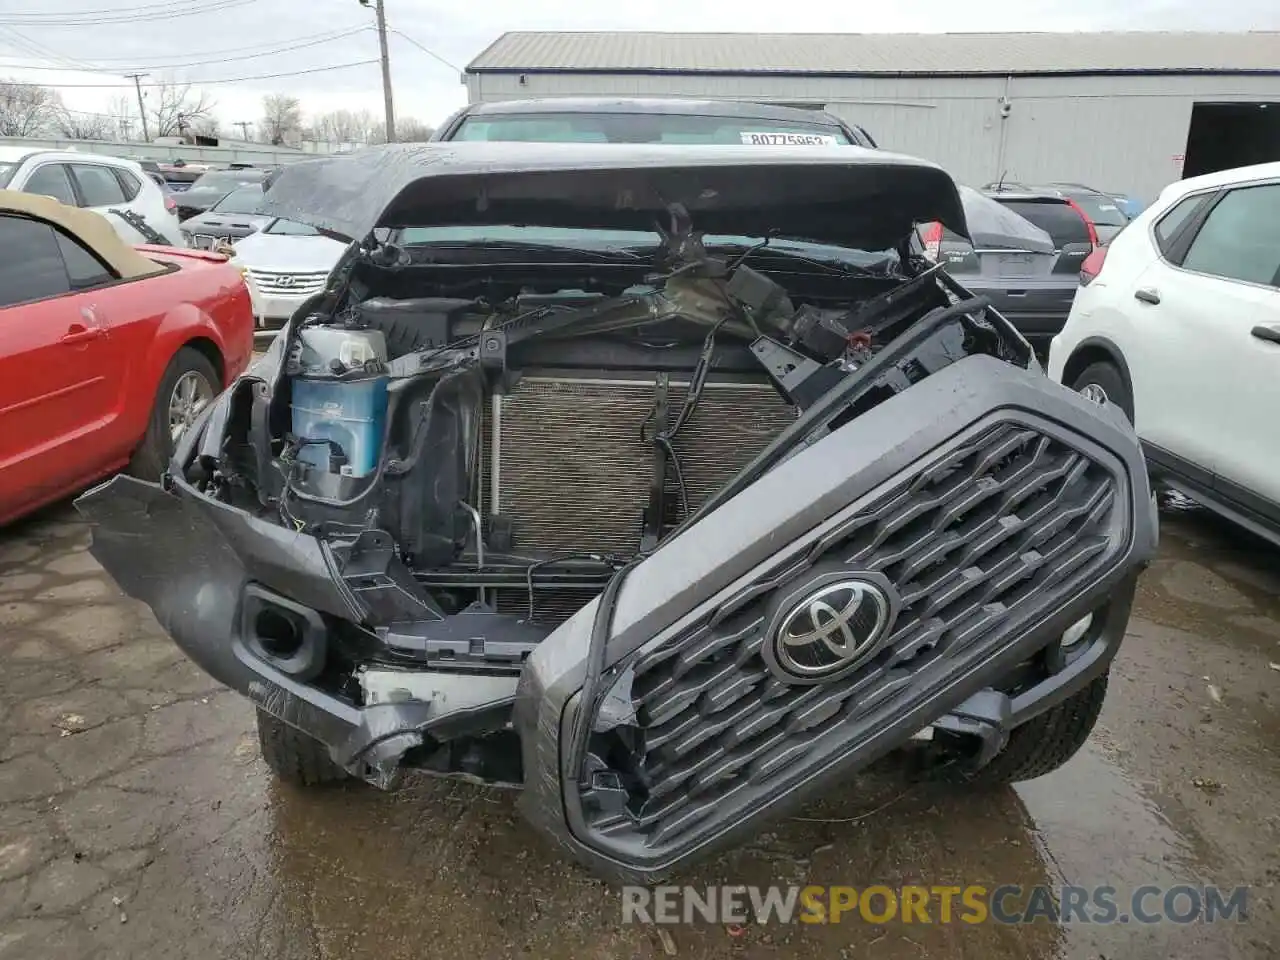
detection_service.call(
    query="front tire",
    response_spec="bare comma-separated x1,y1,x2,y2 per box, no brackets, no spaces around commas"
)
256,709,349,786
952,674,1108,785
1070,360,1133,424
129,346,219,480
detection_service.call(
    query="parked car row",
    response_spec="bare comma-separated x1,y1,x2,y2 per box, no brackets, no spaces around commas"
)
0,148,185,247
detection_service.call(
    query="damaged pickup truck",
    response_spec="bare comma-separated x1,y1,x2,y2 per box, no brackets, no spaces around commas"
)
78,142,1157,883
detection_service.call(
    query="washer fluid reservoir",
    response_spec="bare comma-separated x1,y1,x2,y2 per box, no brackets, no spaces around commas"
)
290,326,389,479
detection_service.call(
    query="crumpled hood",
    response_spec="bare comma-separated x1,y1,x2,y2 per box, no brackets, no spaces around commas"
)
259,141,969,250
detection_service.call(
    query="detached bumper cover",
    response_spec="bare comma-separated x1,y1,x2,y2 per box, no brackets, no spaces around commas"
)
517,355,1155,883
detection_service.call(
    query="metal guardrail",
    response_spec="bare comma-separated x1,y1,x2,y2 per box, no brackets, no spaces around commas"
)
0,135,343,167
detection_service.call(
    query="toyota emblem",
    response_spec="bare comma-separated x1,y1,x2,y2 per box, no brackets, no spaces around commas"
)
765,578,895,683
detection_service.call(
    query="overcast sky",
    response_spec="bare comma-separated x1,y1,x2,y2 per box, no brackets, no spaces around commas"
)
1,0,1278,139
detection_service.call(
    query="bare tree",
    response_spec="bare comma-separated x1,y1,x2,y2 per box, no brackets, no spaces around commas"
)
311,107,375,144
55,106,111,141
369,115,434,144
0,80,60,137
396,116,434,142
191,115,221,138
260,93,302,145
147,78,215,139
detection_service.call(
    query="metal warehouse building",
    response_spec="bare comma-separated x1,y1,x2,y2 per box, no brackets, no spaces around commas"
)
464,31,1280,201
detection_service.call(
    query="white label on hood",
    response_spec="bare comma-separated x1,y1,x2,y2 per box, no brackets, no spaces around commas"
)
740,132,839,146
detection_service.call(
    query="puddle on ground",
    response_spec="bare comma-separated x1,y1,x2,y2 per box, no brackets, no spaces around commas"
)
1018,742,1208,887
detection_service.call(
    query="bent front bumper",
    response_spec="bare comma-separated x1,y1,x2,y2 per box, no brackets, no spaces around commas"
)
77,354,1156,882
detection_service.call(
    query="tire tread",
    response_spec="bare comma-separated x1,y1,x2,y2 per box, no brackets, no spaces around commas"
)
256,709,348,786
961,674,1108,785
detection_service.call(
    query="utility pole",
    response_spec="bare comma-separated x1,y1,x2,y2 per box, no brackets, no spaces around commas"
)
125,73,149,142
234,120,252,140
359,0,395,142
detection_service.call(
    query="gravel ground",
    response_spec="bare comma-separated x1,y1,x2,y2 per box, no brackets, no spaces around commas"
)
0,501,1276,959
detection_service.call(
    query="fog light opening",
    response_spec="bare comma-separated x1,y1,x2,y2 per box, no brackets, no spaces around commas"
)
254,608,303,659
1062,613,1094,648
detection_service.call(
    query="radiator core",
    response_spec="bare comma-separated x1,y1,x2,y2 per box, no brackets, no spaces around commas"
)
480,374,799,560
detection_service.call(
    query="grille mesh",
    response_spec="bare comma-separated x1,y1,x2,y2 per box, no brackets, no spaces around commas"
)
584,423,1121,847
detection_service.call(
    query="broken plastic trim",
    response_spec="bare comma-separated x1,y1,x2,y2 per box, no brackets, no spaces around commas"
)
569,557,644,784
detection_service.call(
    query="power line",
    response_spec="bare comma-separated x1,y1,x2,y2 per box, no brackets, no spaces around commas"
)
0,25,99,69
24,24,372,63
1,58,381,88
0,26,372,73
0,0,256,27
3,0,237,17
389,28,459,72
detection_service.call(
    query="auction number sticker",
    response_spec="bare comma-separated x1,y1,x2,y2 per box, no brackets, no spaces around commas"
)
740,132,839,146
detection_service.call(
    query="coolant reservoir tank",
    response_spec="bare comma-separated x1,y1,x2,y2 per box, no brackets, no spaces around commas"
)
291,326,389,479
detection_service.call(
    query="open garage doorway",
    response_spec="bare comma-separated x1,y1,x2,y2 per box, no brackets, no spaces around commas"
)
1183,102,1280,178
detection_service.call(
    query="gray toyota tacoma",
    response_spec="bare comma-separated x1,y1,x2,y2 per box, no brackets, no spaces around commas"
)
78,142,1157,884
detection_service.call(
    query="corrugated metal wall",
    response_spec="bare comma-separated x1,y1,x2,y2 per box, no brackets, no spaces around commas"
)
465,71,1280,201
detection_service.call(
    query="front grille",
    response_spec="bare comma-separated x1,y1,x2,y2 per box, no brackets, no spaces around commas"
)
581,422,1122,848
483,375,797,623
246,269,329,296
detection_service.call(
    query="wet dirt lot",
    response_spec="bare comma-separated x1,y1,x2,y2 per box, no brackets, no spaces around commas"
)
1,502,1276,959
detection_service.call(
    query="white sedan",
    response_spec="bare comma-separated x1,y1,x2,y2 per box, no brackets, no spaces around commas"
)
1048,160,1280,546
228,218,348,339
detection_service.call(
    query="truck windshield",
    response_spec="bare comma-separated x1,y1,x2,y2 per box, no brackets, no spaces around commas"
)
451,112,852,145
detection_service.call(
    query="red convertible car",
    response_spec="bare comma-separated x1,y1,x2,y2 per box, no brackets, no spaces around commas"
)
0,190,254,525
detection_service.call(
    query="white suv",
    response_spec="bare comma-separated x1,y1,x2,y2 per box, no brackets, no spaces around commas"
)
0,148,185,247
1048,161,1280,546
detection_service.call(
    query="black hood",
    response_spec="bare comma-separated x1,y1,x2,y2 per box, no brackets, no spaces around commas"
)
259,142,968,250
